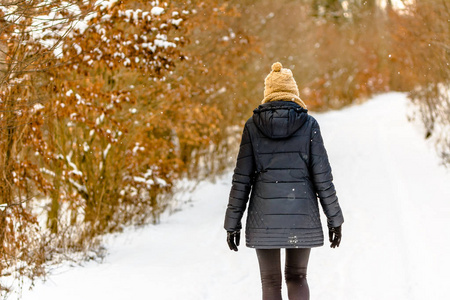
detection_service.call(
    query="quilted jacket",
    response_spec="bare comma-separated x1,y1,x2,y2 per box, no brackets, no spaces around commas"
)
224,100,344,248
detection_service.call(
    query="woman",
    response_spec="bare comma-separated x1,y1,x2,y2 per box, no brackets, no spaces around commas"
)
224,62,344,300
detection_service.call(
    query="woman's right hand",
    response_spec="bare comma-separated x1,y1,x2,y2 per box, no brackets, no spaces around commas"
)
329,225,342,248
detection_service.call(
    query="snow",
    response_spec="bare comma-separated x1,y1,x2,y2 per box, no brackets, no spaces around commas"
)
12,93,450,300
68,178,87,194
171,18,183,26
83,142,90,152
154,34,176,48
40,168,56,177
155,177,167,187
68,169,83,177
96,0,119,11
151,7,164,16
103,143,112,159
380,0,414,11
33,103,45,111
133,176,154,186
95,113,105,125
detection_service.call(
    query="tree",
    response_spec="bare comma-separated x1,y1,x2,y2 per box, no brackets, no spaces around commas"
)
1,0,255,294
389,0,450,164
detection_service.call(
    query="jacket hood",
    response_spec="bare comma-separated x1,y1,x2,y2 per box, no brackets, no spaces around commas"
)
252,101,308,139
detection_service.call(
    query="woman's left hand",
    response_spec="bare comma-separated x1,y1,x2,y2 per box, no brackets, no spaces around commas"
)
227,231,240,251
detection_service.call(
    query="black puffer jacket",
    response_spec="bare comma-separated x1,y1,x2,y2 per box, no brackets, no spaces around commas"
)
224,101,344,248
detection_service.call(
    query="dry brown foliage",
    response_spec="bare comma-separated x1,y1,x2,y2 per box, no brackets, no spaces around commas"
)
0,0,254,295
388,0,449,164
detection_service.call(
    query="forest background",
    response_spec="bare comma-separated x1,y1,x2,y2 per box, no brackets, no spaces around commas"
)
0,0,448,296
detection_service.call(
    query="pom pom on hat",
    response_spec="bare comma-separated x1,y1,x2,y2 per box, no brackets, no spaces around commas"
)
262,62,307,109
272,62,282,72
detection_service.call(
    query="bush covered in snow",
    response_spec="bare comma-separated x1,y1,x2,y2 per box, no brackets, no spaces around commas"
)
0,0,253,295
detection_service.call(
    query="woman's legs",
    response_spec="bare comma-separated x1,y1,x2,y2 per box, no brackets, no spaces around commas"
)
256,249,282,300
256,248,311,300
285,248,311,300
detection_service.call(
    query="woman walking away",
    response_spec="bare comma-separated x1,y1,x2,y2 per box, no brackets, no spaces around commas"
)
224,62,344,300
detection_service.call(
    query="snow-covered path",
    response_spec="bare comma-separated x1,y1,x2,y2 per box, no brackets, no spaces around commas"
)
17,93,450,300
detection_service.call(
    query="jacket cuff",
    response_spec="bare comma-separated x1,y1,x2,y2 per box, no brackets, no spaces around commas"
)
327,214,344,228
224,219,242,232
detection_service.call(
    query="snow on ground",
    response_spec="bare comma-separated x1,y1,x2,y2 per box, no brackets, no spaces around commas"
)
15,92,450,300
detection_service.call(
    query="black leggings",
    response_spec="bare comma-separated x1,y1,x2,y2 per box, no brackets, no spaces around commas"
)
256,248,311,300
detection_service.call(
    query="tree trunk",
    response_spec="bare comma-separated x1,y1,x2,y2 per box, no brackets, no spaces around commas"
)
0,95,16,249
47,177,60,234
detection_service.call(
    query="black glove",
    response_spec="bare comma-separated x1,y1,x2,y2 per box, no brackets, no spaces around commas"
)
227,231,240,251
329,225,342,248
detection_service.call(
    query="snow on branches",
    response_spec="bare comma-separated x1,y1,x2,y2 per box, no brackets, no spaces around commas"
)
1,0,252,294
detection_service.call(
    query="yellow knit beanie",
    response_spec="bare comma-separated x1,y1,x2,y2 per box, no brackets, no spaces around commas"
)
262,62,307,109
